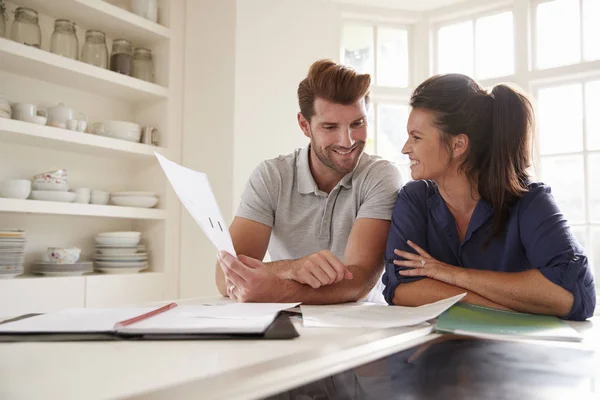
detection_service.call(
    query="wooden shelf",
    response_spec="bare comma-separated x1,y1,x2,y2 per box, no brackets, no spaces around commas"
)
0,198,166,220
0,38,168,102
0,118,166,159
12,0,170,46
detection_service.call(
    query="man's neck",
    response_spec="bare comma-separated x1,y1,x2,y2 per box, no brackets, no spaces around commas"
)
308,148,344,194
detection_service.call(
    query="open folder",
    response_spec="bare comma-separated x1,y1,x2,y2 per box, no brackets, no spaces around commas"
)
0,302,300,342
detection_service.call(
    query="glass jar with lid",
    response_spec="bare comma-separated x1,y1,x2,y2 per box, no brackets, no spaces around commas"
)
81,30,108,69
0,1,7,38
110,39,133,76
50,19,79,60
10,7,41,48
131,48,155,83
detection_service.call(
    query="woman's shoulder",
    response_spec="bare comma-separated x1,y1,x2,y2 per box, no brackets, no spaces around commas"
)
399,180,438,203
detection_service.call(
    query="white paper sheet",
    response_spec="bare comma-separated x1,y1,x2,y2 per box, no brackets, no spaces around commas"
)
0,308,157,332
177,302,301,319
155,152,236,256
300,293,466,328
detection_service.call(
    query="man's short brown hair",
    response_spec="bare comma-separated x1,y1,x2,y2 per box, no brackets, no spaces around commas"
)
297,59,371,122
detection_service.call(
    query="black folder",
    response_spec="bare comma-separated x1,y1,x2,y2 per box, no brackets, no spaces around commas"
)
0,311,299,342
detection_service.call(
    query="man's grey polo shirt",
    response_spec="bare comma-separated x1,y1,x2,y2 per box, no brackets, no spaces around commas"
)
236,146,403,262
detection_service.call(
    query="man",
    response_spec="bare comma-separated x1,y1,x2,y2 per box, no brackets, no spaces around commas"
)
216,59,403,304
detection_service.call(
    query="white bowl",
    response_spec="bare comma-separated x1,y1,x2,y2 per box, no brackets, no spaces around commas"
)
96,231,141,238
95,247,140,256
33,170,68,180
23,115,47,125
112,191,157,197
32,180,68,191
95,236,141,246
111,195,158,208
95,120,142,143
0,179,31,199
30,190,76,202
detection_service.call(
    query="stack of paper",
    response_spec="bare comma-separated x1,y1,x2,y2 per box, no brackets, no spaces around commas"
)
300,293,465,328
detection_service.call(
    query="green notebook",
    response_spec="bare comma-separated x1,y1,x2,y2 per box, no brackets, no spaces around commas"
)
436,303,582,342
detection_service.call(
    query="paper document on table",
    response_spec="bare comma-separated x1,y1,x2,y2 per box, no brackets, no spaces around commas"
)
301,293,466,328
155,153,236,256
178,303,301,319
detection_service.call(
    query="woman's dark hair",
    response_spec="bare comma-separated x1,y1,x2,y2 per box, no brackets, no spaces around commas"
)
410,74,534,239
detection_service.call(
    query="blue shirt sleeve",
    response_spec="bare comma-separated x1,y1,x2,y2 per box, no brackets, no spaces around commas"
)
382,181,430,304
519,184,596,321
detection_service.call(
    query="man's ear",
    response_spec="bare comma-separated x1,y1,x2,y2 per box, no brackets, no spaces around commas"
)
453,133,469,158
298,112,311,139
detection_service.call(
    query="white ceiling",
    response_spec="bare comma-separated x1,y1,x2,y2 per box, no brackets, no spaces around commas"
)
331,0,468,11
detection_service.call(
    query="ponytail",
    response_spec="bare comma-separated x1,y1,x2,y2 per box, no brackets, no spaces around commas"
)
479,84,533,237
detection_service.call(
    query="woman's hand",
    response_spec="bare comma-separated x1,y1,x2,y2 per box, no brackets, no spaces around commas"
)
393,240,466,287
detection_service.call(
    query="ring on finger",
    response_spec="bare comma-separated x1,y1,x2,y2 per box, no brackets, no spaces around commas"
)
420,259,426,267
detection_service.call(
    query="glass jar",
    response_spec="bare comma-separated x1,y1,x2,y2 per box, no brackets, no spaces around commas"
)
131,48,154,82
81,30,108,69
50,19,78,60
10,7,41,48
0,2,7,38
109,39,133,76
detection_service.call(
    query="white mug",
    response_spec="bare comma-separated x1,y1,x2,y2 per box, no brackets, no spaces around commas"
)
11,103,47,121
69,188,91,204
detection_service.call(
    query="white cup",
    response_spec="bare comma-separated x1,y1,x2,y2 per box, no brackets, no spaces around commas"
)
70,188,91,204
77,120,87,132
11,103,47,121
90,190,109,205
66,119,78,130
0,179,31,199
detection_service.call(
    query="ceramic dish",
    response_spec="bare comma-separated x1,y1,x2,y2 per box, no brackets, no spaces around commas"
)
30,191,76,202
110,196,158,208
94,260,148,268
96,266,147,274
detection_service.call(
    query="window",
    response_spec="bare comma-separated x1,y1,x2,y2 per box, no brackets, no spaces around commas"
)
342,0,600,287
534,0,600,69
342,21,412,180
436,11,514,79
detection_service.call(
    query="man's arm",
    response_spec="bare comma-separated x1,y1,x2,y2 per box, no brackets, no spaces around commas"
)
215,217,271,296
219,217,391,304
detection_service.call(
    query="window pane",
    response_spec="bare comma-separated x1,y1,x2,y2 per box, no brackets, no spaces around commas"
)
583,0,600,61
475,11,514,79
342,24,374,75
591,228,600,279
540,155,586,224
571,226,588,250
437,21,473,76
586,80,600,150
377,27,409,87
376,104,409,165
365,103,375,155
589,154,600,223
536,0,581,69
537,84,583,155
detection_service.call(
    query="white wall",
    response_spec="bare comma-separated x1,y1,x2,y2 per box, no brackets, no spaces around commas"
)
233,0,342,207
178,0,343,298
180,0,237,297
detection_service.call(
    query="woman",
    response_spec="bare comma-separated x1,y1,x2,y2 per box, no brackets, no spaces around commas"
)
382,74,596,320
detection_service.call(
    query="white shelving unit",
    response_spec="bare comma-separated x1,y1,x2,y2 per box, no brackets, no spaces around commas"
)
0,38,169,102
0,118,167,158
0,0,184,317
0,198,167,219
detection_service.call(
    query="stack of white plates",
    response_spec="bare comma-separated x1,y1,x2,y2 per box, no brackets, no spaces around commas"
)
32,261,93,277
0,229,26,279
94,232,148,274
111,192,158,208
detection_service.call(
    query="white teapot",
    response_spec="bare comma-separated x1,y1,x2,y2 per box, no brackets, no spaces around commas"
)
46,103,87,129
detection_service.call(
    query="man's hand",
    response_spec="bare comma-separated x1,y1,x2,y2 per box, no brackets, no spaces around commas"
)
279,250,353,288
218,251,290,302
